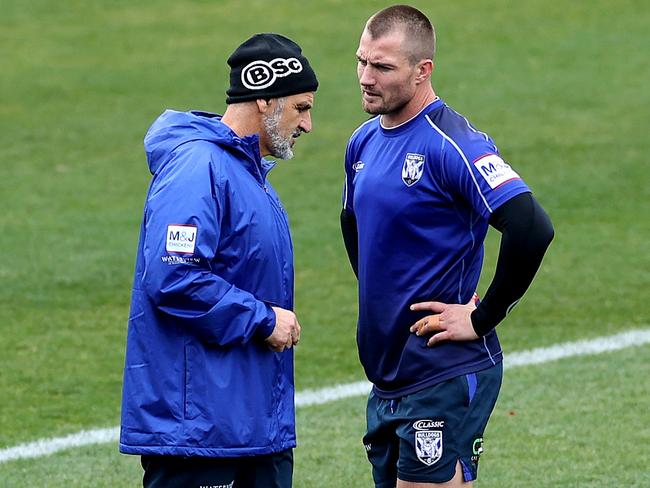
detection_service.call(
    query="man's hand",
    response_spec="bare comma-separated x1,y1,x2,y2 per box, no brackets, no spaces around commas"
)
409,296,479,346
266,307,301,352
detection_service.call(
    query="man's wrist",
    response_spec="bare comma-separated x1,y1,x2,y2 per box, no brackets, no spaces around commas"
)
470,306,497,337
256,302,277,340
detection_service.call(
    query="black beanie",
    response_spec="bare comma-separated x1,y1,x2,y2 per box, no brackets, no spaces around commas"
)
226,33,319,104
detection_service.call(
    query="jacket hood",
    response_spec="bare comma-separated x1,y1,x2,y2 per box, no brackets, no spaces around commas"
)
144,110,261,174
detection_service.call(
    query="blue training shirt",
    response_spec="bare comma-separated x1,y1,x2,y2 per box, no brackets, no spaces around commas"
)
343,98,530,398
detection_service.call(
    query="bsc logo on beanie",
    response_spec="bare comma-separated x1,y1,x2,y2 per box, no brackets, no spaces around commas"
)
226,33,318,104
241,57,304,90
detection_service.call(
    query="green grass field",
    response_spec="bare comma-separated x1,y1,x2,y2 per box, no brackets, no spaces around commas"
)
1,0,649,486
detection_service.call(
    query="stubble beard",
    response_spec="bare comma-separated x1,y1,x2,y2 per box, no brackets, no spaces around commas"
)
262,99,294,160
361,93,410,116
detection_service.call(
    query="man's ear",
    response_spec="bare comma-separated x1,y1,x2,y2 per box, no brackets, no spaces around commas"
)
415,59,433,84
256,98,272,113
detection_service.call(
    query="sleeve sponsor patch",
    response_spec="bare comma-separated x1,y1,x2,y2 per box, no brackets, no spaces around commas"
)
473,154,521,189
166,224,197,254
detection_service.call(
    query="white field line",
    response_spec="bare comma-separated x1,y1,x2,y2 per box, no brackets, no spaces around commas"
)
1,328,649,464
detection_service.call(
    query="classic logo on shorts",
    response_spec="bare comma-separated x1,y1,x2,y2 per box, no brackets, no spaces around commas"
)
166,224,197,254
402,153,425,187
413,419,443,466
241,57,303,90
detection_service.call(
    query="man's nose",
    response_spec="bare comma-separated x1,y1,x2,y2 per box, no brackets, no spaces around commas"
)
359,65,374,87
300,112,312,133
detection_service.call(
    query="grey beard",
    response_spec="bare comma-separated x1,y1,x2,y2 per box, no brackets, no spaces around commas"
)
262,98,294,160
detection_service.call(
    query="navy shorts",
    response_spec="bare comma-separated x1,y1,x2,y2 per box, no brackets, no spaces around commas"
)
141,449,293,488
363,362,503,487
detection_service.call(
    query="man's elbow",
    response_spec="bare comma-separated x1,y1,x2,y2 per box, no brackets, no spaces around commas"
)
141,269,187,307
535,208,555,253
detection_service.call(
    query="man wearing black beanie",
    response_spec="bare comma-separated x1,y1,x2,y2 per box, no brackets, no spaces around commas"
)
119,33,318,488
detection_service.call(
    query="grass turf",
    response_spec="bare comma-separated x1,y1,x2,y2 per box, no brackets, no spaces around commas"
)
1,0,648,484
1,345,648,486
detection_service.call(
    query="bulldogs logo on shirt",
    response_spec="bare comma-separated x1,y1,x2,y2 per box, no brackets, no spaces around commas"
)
402,153,425,187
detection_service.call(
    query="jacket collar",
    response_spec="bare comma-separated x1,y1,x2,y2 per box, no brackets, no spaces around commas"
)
229,132,277,184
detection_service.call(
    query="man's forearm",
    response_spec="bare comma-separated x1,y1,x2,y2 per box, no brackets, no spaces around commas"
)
471,192,555,336
340,208,359,278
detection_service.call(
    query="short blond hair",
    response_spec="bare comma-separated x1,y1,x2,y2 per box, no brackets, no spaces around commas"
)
366,4,435,65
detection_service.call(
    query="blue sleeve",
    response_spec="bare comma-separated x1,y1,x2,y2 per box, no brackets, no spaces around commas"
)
342,139,356,213
440,141,530,219
140,145,276,346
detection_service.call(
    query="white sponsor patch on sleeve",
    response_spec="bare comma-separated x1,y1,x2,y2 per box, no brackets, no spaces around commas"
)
166,224,197,254
473,154,521,189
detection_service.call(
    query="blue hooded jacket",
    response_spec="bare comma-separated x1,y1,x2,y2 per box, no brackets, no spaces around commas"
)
119,110,296,457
